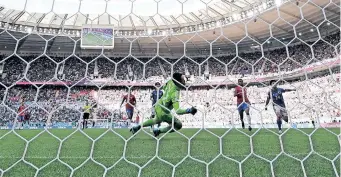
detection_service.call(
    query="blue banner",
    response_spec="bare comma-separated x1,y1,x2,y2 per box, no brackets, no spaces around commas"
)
0,121,136,129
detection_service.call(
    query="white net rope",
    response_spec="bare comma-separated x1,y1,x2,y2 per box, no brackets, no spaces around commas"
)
0,0,340,176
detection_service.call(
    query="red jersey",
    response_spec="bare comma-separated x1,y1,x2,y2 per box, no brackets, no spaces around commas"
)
235,86,250,105
18,105,25,116
123,94,136,110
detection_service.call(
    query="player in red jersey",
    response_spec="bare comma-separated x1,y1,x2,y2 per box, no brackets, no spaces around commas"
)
234,78,252,131
135,111,140,124
120,90,136,128
17,101,25,130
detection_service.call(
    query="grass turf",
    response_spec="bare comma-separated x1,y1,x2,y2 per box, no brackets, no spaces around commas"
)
0,128,339,177
82,33,112,47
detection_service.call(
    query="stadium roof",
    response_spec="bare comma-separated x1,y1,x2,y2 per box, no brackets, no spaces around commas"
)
0,0,339,57
0,0,275,29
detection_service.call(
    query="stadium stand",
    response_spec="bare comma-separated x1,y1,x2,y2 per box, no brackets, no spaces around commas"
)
0,0,339,176
0,32,339,84
0,33,339,128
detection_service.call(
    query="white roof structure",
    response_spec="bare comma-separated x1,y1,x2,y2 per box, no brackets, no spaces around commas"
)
0,0,338,57
0,0,272,29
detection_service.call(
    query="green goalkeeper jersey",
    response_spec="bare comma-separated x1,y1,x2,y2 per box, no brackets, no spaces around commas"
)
157,80,188,115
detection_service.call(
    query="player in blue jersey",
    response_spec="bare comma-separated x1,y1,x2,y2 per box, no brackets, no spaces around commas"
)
150,82,163,130
265,80,296,133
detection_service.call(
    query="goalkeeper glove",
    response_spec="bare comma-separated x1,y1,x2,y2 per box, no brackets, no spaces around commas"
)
186,107,197,115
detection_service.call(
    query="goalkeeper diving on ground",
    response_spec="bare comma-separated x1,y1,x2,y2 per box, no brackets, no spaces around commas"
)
130,73,197,137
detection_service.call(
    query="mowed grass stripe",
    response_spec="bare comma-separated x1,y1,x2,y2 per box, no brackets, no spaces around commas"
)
0,128,339,177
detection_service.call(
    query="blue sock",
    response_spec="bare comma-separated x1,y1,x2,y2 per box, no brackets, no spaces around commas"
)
277,119,282,130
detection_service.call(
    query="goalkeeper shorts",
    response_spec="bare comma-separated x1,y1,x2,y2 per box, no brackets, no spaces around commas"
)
154,105,182,125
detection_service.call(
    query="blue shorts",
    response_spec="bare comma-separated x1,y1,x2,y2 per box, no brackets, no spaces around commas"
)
237,103,249,112
126,109,134,119
17,116,24,121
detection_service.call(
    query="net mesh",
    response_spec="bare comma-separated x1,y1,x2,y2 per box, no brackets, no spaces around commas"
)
0,0,340,176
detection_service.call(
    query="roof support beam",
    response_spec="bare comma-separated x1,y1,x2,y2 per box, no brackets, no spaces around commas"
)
180,15,190,24
137,16,145,28
239,0,251,6
25,13,35,23
182,14,195,23
150,16,158,29
159,15,171,27
48,14,57,26
220,3,233,12
60,14,68,28
190,12,201,22
129,15,136,29
11,11,25,24
213,4,231,13
221,0,243,10
37,13,46,26
118,15,122,27
2,10,15,21
85,14,89,24
199,9,213,19
208,7,223,17
170,15,181,27
73,14,79,28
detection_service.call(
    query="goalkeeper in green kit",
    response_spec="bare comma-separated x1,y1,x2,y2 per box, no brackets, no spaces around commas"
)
130,73,197,137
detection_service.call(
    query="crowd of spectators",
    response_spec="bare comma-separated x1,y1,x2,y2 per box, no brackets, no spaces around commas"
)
0,74,339,127
0,32,338,84
0,32,339,128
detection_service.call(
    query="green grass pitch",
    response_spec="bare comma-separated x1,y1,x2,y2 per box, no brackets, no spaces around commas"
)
0,128,340,177
82,33,113,46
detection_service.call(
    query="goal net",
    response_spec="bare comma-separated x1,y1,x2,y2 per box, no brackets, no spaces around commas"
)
0,0,340,176
82,119,110,129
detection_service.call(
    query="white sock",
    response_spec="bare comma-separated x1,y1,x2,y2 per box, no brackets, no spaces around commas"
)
127,119,131,127
247,114,251,127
